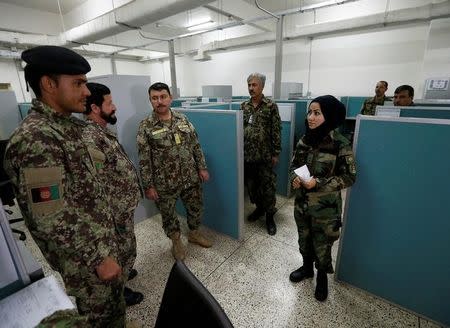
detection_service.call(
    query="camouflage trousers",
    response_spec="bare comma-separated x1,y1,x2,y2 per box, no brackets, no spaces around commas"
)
116,210,137,280
244,161,277,214
64,262,126,328
294,201,341,273
155,183,203,237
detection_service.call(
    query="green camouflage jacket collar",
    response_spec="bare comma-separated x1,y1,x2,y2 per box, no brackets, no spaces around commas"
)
242,94,271,107
31,99,86,126
85,119,117,139
150,108,184,127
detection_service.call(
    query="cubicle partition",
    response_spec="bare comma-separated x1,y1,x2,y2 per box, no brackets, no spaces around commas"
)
336,115,450,327
340,96,367,118
275,103,296,197
177,109,244,240
274,99,310,146
376,105,450,119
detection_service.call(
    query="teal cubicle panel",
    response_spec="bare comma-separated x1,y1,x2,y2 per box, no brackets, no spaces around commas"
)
275,99,309,146
401,107,450,119
341,96,367,118
176,109,244,239
275,104,295,197
377,105,450,119
187,103,230,110
336,116,450,327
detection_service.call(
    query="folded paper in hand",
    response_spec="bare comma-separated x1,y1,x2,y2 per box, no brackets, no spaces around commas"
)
294,165,313,182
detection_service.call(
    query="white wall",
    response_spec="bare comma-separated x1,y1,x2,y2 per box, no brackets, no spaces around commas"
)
146,22,432,98
1,57,151,103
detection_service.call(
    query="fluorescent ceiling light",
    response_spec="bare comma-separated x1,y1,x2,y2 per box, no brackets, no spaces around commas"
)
187,20,215,31
301,0,346,11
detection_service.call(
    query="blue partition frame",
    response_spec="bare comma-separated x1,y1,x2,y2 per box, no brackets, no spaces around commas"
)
275,99,310,146
176,109,244,240
336,116,450,327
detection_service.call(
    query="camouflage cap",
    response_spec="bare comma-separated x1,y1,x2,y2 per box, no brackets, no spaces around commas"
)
21,45,91,76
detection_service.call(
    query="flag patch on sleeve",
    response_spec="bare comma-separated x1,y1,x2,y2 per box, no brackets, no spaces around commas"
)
31,185,60,203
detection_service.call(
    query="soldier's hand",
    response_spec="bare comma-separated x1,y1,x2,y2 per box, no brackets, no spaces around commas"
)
302,177,317,190
292,176,302,189
271,156,279,167
145,187,159,201
198,169,210,182
96,256,122,281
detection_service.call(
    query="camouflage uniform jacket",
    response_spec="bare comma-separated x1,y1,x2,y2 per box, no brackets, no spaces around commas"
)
137,109,207,192
83,121,141,228
241,96,282,163
289,130,356,217
4,99,120,272
360,95,391,115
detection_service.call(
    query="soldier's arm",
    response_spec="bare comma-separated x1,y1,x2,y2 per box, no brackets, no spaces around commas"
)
360,99,369,115
271,103,282,158
315,144,356,192
4,137,119,270
136,121,155,190
289,141,304,185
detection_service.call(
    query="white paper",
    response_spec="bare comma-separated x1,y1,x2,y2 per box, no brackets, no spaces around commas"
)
294,165,313,182
0,275,75,328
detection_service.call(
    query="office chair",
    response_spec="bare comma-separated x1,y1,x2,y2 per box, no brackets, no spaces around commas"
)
0,139,26,241
155,260,234,328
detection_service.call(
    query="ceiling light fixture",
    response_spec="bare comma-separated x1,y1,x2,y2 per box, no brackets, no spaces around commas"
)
187,20,215,31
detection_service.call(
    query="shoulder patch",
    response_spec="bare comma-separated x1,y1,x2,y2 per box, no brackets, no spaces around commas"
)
24,167,64,217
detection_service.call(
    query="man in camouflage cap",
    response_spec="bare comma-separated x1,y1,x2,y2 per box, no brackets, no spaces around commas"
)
241,73,282,235
3,46,126,327
84,82,143,306
360,80,391,115
137,82,212,261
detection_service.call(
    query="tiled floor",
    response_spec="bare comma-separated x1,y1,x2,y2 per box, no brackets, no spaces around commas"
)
10,195,445,328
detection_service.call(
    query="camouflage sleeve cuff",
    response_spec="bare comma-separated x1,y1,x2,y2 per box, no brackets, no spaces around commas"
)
82,237,117,269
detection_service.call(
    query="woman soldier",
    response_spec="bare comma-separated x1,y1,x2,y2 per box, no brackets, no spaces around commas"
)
289,95,356,301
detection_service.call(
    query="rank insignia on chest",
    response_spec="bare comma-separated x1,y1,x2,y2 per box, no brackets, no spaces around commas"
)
174,133,181,144
152,128,168,135
31,185,60,203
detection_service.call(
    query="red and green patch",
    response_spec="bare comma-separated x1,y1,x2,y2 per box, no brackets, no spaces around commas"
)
31,185,60,203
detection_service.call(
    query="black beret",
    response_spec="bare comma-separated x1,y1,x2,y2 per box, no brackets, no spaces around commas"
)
310,95,346,130
21,45,91,75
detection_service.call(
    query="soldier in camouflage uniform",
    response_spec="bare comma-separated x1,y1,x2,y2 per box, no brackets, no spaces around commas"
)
3,46,126,327
360,80,391,115
84,82,143,306
289,95,356,302
241,73,282,235
137,82,212,261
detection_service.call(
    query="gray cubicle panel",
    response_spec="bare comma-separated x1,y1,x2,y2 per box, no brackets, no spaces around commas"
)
336,115,450,327
175,109,244,240
376,105,450,119
413,99,450,107
274,99,310,147
88,74,158,222
0,91,20,139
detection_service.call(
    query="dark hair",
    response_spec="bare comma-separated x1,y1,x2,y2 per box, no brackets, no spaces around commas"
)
148,82,171,95
394,85,414,98
24,66,59,98
85,82,111,114
379,80,388,88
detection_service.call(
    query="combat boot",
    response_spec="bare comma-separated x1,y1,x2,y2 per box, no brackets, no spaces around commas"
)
289,257,314,282
266,212,277,235
169,231,186,260
247,207,265,222
188,229,213,248
315,270,328,301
